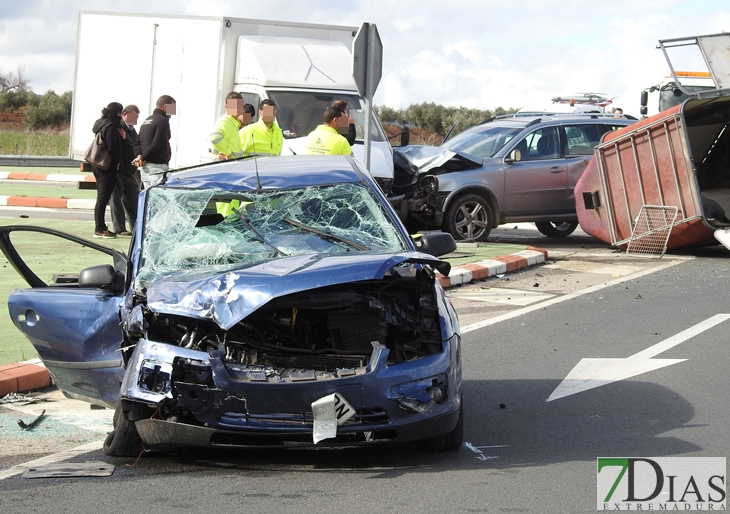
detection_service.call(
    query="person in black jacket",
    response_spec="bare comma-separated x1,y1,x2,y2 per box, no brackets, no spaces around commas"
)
109,104,140,235
91,102,123,239
133,95,176,188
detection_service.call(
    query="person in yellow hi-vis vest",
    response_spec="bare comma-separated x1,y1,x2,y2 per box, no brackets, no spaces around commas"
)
210,92,253,161
239,99,283,156
305,106,352,155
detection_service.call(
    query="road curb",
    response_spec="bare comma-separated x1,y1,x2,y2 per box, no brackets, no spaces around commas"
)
0,359,52,396
0,196,96,209
438,246,547,288
0,171,95,182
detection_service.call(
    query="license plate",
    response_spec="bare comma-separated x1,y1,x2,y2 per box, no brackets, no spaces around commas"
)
311,392,356,444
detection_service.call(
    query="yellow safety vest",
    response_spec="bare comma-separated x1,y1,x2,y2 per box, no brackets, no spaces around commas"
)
210,115,243,159
305,125,352,155
240,119,283,156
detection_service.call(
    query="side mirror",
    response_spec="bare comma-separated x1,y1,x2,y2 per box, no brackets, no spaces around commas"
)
78,264,123,293
640,90,649,107
417,232,457,257
640,106,648,116
505,149,522,164
400,126,410,147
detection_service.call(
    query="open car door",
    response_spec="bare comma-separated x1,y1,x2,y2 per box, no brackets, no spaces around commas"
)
0,225,129,409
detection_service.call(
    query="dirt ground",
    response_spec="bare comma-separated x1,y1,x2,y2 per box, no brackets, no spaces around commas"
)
0,119,70,135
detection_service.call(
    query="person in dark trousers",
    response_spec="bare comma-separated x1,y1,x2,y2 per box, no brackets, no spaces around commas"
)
332,100,356,146
110,104,140,236
91,102,123,239
133,95,176,188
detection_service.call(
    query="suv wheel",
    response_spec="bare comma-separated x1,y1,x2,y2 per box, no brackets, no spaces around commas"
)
443,194,492,242
535,221,578,238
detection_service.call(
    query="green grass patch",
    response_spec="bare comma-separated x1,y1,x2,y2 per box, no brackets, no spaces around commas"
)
443,242,528,267
0,131,70,156
0,183,97,200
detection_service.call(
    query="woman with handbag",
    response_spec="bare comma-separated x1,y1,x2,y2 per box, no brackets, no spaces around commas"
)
90,102,124,239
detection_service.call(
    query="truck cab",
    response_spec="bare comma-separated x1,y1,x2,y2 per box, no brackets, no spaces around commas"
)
232,35,393,192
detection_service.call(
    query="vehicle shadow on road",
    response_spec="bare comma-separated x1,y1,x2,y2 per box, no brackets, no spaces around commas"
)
101,378,698,476
462,378,699,468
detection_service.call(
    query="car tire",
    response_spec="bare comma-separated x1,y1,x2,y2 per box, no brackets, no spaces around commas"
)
443,194,492,242
419,398,464,452
535,221,579,238
103,405,143,457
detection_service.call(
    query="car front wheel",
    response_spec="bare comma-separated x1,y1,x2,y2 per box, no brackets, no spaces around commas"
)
535,221,578,238
443,194,492,242
103,405,143,457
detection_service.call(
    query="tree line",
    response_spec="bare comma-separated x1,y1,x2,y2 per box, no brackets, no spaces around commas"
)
375,102,518,137
3,66,517,135
0,67,72,130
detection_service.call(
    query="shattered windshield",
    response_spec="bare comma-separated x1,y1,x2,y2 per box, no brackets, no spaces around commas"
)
442,124,523,158
136,183,407,285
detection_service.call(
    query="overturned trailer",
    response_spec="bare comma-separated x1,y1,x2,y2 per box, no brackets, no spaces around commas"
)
575,32,730,254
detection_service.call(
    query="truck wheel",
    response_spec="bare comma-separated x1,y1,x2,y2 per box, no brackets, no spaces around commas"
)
103,405,143,457
443,194,492,242
535,221,578,238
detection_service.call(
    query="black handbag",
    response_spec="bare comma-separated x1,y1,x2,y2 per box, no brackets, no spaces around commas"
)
85,131,112,170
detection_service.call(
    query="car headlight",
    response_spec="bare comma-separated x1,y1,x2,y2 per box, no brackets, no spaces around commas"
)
392,374,448,414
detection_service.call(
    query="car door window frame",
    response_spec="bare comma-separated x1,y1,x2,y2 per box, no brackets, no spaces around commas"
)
0,225,130,289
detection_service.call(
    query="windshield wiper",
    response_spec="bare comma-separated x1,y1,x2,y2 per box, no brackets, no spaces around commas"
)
282,217,370,251
233,209,289,257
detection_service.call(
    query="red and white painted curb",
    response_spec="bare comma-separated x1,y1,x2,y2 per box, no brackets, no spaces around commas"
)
0,171,95,183
437,246,548,288
0,196,96,209
0,172,97,209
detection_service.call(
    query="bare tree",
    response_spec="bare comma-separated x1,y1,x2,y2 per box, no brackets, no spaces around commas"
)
0,66,31,93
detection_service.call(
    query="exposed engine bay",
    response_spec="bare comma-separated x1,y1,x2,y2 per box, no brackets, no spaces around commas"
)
126,275,443,385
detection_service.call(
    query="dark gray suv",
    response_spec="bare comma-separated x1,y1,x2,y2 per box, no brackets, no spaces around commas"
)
392,114,636,241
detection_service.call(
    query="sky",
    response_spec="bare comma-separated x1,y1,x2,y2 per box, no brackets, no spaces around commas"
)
0,0,728,118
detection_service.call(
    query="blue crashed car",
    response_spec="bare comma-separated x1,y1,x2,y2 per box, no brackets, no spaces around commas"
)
1,155,462,456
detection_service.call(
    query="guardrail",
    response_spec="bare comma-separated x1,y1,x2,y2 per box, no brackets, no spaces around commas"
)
0,155,79,168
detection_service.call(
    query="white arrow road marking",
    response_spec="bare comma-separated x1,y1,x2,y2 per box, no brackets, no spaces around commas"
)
547,314,730,402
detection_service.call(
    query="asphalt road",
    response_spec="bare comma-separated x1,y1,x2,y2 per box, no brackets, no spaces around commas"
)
1,223,728,513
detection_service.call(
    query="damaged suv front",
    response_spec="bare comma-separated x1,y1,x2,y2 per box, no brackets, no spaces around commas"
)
113,158,462,454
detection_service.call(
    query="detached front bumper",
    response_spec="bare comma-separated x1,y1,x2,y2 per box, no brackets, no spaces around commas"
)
121,337,462,448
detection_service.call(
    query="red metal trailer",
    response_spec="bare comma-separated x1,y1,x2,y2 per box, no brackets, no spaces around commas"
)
575,33,730,255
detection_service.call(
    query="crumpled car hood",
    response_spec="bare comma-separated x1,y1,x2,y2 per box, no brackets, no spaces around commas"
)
394,145,483,175
144,252,449,330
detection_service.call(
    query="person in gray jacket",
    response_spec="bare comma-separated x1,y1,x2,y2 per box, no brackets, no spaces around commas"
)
110,104,140,235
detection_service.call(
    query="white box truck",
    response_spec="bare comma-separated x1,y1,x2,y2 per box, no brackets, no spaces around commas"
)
70,11,394,189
